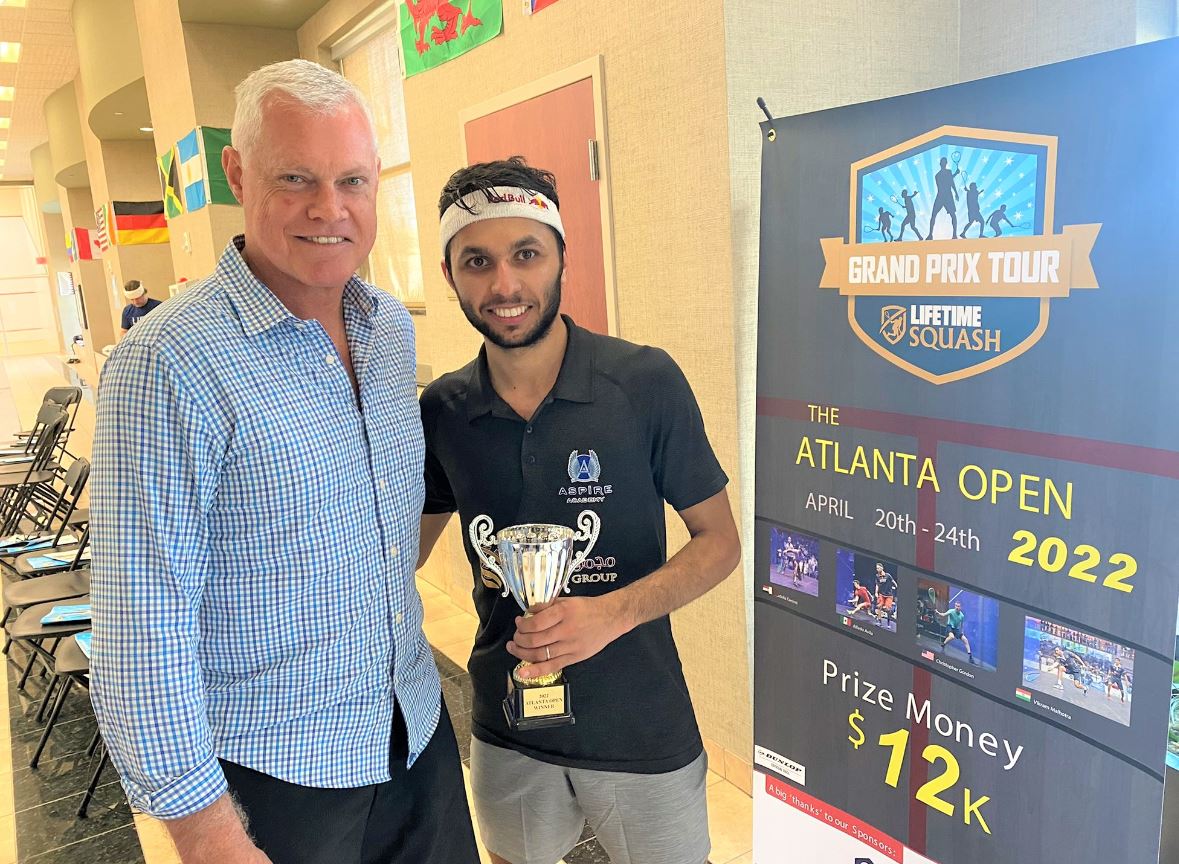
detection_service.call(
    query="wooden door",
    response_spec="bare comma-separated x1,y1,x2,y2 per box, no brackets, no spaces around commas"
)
464,77,609,334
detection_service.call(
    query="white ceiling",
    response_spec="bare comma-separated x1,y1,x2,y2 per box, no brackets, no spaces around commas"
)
0,0,79,182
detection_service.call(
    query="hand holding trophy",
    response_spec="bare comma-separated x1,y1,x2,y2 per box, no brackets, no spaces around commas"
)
469,510,600,730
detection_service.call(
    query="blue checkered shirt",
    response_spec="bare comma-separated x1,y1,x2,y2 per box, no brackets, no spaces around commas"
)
90,237,440,820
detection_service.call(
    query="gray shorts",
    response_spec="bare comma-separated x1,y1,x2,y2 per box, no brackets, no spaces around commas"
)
469,738,710,864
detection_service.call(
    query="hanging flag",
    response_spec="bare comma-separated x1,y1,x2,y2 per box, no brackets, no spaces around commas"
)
69,227,100,261
94,204,111,251
177,128,207,212
176,126,239,212
531,0,560,11
399,0,503,78
199,127,237,205
112,201,169,245
158,145,183,219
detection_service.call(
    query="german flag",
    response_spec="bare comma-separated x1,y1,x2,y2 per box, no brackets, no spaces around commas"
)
112,200,169,245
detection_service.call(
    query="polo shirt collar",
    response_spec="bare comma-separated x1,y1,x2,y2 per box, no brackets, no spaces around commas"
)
220,235,379,337
466,314,595,422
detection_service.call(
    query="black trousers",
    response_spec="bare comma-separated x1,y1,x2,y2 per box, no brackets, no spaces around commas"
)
221,703,478,864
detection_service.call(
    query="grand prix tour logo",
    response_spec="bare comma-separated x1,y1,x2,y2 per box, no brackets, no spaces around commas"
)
819,127,1100,384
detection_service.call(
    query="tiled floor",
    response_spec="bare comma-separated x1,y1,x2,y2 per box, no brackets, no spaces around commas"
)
0,354,753,863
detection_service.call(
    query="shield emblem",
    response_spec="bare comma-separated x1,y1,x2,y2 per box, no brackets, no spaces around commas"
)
818,126,1099,385
879,305,907,345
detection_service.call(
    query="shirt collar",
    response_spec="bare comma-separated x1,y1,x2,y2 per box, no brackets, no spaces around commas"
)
466,314,595,422
219,235,380,337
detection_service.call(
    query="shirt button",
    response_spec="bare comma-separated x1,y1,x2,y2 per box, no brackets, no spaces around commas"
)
396,612,404,624
527,455,536,465
390,545,399,557
525,425,533,434
325,353,335,365
379,480,387,489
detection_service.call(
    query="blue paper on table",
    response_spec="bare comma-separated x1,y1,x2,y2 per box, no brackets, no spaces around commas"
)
0,536,56,554
40,604,91,626
25,554,71,569
74,632,92,658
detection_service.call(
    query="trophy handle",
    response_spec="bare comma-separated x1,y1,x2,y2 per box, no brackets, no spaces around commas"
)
565,510,601,593
468,515,510,598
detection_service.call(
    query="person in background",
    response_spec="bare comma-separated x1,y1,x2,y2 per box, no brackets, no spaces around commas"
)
118,279,161,337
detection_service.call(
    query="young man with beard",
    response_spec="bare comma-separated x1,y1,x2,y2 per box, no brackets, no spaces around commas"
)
417,158,740,864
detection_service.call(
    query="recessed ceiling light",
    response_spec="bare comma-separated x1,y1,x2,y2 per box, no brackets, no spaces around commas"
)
0,87,13,102
139,126,153,133
0,119,9,130
0,43,20,63
0,1,27,8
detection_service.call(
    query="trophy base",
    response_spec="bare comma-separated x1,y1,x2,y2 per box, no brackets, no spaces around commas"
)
503,673,575,731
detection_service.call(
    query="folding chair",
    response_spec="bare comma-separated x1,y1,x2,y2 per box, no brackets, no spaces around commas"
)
6,597,91,726
2,528,90,653
0,408,68,536
29,629,92,770
6,387,82,446
34,633,111,819
0,458,90,576
10,526,90,580
0,401,67,468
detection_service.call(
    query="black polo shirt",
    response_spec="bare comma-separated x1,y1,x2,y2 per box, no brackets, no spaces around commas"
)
420,316,728,773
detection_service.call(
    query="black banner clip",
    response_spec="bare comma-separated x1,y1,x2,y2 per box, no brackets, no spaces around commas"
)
757,97,777,141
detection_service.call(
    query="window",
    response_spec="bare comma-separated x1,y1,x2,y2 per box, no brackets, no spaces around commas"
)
336,6,425,310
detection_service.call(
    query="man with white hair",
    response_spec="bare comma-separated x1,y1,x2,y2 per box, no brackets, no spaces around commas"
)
118,279,161,337
90,59,477,864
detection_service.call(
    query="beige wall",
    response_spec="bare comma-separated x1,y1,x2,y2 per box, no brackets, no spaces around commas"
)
135,0,298,282
72,0,145,113
185,23,300,126
960,0,1139,80
301,0,749,760
44,81,86,185
30,144,60,214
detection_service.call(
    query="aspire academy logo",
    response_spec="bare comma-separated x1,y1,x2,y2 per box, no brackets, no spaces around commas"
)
820,126,1101,384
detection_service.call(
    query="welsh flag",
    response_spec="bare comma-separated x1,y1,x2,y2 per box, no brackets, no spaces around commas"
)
399,0,503,78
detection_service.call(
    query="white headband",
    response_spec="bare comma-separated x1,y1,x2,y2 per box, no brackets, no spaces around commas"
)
439,186,564,258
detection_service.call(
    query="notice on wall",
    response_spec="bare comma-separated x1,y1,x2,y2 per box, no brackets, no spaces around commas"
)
753,39,1179,864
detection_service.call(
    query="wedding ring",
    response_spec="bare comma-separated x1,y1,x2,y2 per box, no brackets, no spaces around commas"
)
545,646,551,661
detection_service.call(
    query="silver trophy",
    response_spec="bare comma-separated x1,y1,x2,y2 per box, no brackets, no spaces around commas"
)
469,510,600,730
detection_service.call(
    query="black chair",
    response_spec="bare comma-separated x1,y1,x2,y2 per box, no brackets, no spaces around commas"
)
6,387,83,450
11,526,90,580
0,408,68,535
0,401,66,469
0,458,90,579
29,631,92,769
2,545,90,654
6,596,91,724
